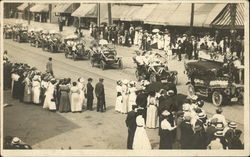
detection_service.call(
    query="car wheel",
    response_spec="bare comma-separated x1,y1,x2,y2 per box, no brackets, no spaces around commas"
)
149,73,156,83
187,83,195,98
212,90,223,107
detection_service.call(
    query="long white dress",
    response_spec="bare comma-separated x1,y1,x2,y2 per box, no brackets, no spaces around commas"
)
128,87,137,112
121,84,129,114
70,86,81,112
11,73,19,94
146,96,159,129
43,83,56,110
133,115,152,150
32,80,41,104
77,82,86,110
134,31,138,45
115,85,122,112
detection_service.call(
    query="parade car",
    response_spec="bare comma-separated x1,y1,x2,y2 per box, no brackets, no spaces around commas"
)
185,60,244,106
89,39,123,70
133,55,178,84
3,24,13,39
42,31,63,53
64,35,90,60
12,25,28,43
30,28,43,48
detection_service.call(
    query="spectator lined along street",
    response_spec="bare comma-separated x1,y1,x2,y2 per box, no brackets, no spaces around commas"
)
2,1,248,154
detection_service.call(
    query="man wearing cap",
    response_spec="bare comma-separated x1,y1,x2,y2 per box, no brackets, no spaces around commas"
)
180,115,194,149
95,78,105,112
159,110,177,149
125,105,138,149
46,57,54,77
224,121,238,149
86,78,94,110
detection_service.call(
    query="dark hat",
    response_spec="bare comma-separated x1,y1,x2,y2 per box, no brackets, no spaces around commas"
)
197,100,204,108
99,78,104,81
216,107,223,114
88,78,93,81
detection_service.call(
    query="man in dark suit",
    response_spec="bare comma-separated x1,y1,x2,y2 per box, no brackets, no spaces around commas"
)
125,105,138,149
135,89,148,122
86,78,94,110
95,78,105,112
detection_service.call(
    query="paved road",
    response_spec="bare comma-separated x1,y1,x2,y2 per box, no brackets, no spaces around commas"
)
3,31,244,148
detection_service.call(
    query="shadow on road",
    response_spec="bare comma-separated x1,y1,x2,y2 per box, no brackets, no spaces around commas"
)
3,90,81,148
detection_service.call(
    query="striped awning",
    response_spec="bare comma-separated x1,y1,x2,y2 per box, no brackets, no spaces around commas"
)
211,3,244,29
52,3,76,14
131,4,158,21
30,4,49,12
17,3,29,11
120,6,142,21
144,3,180,25
71,4,97,17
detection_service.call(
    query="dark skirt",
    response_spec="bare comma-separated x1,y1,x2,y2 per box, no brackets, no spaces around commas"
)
12,81,19,99
59,91,71,112
160,130,173,149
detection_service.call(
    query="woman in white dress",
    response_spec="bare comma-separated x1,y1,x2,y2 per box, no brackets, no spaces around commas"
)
121,79,129,114
146,91,159,129
128,81,137,112
133,30,138,45
43,79,56,111
115,80,123,113
32,75,41,105
70,82,81,113
77,77,86,110
133,109,152,150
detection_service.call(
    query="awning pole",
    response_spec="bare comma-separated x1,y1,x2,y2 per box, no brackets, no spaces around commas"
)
190,3,195,35
28,3,31,25
49,4,52,23
97,3,100,27
108,3,112,25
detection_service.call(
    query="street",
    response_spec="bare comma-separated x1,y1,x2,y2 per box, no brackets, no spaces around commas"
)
3,19,244,149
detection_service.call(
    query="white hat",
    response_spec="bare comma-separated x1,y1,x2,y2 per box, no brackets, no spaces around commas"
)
79,77,84,83
162,110,170,116
143,80,150,86
12,137,21,144
123,79,129,84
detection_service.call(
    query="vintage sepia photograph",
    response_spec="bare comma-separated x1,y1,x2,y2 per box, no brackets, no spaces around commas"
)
1,0,249,156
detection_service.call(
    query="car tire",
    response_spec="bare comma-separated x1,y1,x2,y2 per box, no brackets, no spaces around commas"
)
212,90,223,107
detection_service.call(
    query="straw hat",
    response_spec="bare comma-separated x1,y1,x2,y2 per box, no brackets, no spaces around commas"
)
214,130,224,137
11,137,21,144
228,122,237,128
162,110,170,116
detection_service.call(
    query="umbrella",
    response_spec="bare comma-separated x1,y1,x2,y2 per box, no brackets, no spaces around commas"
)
135,26,142,31
99,39,108,45
152,29,160,33
64,34,79,40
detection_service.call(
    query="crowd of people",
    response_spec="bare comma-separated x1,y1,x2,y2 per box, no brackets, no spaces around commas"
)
119,79,244,150
90,23,244,63
3,55,107,113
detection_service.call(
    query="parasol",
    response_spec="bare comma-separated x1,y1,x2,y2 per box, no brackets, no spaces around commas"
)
152,29,160,33
99,39,108,45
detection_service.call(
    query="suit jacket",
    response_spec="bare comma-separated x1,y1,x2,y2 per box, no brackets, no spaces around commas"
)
87,82,94,99
95,82,105,98
125,110,137,131
136,92,147,108
46,61,53,73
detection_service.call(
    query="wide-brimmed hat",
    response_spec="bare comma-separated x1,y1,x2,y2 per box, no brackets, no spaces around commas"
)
122,79,129,84
162,110,170,116
78,77,84,83
214,130,224,137
228,122,237,128
197,100,204,107
216,123,224,131
11,137,21,144
198,112,207,119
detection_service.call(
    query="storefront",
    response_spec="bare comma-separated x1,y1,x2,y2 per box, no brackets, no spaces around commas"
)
29,3,49,22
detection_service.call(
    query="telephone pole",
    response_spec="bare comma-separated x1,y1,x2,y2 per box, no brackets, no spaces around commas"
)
28,3,31,25
49,4,52,23
97,3,100,27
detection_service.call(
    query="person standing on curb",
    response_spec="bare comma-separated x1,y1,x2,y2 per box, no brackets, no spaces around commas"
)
46,57,54,77
95,78,105,112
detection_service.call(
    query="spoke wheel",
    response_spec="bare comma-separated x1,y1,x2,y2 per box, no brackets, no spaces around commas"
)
212,90,223,107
